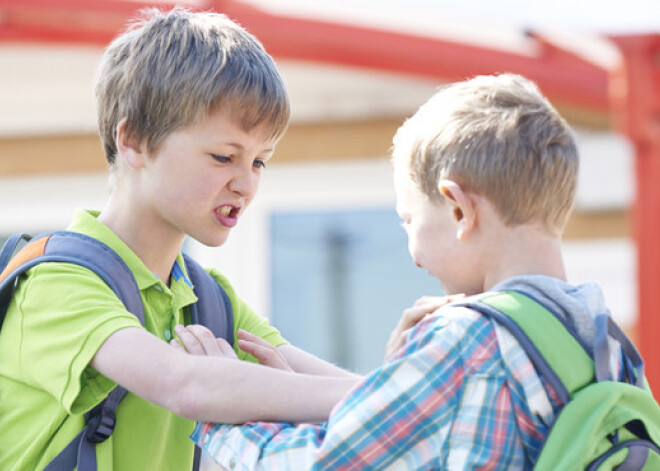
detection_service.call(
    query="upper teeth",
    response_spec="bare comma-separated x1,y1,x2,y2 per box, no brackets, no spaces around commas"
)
218,206,233,217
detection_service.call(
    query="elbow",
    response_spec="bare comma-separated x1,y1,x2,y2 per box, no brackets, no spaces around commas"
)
159,356,205,420
170,384,205,421
164,357,245,423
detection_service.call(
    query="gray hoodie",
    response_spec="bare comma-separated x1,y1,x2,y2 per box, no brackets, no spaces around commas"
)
492,274,621,377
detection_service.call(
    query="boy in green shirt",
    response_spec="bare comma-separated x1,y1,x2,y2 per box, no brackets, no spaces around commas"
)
0,8,358,470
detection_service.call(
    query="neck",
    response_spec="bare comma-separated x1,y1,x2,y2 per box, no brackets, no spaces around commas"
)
98,194,185,284
482,223,567,292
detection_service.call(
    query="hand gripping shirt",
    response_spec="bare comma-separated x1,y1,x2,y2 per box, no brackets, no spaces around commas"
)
0,209,286,471
193,305,563,470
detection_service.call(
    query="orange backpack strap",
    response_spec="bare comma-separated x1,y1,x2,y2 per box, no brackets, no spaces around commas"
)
0,235,49,285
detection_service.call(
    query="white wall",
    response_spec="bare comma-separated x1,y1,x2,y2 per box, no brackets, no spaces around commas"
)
0,130,637,328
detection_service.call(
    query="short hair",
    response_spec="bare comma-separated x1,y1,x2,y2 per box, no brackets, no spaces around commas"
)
392,74,579,235
95,8,290,165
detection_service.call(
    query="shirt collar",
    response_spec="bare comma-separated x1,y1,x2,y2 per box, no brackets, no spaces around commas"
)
67,209,183,291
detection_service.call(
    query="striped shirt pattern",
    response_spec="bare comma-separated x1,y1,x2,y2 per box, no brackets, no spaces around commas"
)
192,306,562,470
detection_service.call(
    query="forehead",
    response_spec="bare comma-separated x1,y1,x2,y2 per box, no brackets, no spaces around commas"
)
393,157,420,210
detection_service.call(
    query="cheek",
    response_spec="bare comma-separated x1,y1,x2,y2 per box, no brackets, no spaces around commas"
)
405,226,425,262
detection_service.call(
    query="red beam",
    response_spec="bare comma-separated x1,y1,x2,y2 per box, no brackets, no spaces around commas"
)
0,0,610,113
610,34,660,395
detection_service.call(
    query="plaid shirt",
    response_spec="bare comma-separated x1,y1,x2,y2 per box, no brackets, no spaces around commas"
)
192,306,562,470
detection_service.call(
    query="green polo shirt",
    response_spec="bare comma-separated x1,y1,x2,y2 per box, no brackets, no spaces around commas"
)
0,209,286,470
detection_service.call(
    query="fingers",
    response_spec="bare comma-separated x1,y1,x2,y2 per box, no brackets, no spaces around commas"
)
173,324,224,356
237,330,293,371
413,294,465,308
171,326,282,366
215,337,238,360
384,294,465,361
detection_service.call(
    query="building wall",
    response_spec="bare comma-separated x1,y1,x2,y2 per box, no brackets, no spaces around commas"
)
0,122,637,371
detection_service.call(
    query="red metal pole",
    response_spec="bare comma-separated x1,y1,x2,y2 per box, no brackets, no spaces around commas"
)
610,34,660,394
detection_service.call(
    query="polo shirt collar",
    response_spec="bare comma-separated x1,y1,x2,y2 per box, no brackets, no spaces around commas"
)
169,254,198,311
67,209,191,293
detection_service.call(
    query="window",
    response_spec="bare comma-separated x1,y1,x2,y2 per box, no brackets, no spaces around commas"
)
270,207,441,373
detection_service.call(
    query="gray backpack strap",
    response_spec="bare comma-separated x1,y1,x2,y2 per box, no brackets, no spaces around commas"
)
0,231,144,325
0,234,229,470
454,290,591,404
182,253,234,345
44,387,128,471
182,254,234,471
0,231,143,471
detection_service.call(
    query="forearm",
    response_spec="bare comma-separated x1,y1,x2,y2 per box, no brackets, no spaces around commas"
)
278,344,362,380
174,355,356,423
92,327,355,424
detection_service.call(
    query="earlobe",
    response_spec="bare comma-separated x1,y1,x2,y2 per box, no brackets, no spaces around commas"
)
116,118,146,169
438,179,475,240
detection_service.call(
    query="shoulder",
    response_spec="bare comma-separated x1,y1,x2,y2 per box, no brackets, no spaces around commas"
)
412,304,494,349
22,260,125,301
8,261,140,333
402,305,502,373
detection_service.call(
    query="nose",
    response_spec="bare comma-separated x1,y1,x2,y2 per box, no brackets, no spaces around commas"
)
228,165,259,198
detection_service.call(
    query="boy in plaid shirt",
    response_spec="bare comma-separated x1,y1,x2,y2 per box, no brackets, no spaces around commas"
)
190,74,619,470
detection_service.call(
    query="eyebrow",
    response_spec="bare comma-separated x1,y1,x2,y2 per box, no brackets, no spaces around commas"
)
225,142,275,154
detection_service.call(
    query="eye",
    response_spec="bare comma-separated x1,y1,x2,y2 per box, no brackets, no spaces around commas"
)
253,159,267,169
211,154,231,163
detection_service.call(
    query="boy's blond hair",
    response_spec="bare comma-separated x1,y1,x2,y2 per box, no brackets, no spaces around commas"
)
393,74,578,236
96,8,290,164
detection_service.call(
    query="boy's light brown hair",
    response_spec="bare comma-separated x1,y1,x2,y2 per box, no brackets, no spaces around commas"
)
392,73,579,236
95,8,290,164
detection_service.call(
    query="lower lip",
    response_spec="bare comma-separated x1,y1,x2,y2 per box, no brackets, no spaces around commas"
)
215,212,238,228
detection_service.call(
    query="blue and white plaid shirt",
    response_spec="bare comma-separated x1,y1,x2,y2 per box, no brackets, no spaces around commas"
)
192,305,562,470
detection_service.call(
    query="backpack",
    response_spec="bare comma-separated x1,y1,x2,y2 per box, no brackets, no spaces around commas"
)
456,290,660,470
0,231,234,471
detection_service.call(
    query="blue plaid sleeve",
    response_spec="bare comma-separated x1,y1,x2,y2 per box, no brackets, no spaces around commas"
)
192,308,550,470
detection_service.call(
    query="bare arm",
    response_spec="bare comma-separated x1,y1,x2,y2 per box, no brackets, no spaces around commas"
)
90,327,356,424
232,328,361,379
175,326,361,380
278,344,361,379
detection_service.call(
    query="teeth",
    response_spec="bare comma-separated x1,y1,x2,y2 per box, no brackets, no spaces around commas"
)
217,206,233,217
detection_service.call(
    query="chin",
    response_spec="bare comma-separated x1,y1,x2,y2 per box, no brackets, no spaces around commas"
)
192,232,230,248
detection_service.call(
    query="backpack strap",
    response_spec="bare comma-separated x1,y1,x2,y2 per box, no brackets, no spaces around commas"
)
1,232,234,471
594,313,645,387
183,253,234,345
182,253,234,471
457,290,646,402
0,232,143,471
0,231,144,323
456,290,594,404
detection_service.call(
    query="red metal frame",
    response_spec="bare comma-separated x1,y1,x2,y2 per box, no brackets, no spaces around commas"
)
0,0,609,112
610,34,660,393
1,0,658,391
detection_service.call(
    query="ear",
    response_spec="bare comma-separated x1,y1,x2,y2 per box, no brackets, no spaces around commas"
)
115,118,146,169
438,179,476,240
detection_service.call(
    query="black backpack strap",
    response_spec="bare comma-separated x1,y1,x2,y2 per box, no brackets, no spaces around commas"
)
182,253,234,345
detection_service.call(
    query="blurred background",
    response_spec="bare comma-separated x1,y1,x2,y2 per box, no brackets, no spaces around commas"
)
0,0,658,384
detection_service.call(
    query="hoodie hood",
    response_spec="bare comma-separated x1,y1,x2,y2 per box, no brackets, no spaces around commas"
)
492,275,610,348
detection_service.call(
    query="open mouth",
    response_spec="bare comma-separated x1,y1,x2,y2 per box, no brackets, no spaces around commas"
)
217,205,239,218
215,204,241,228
